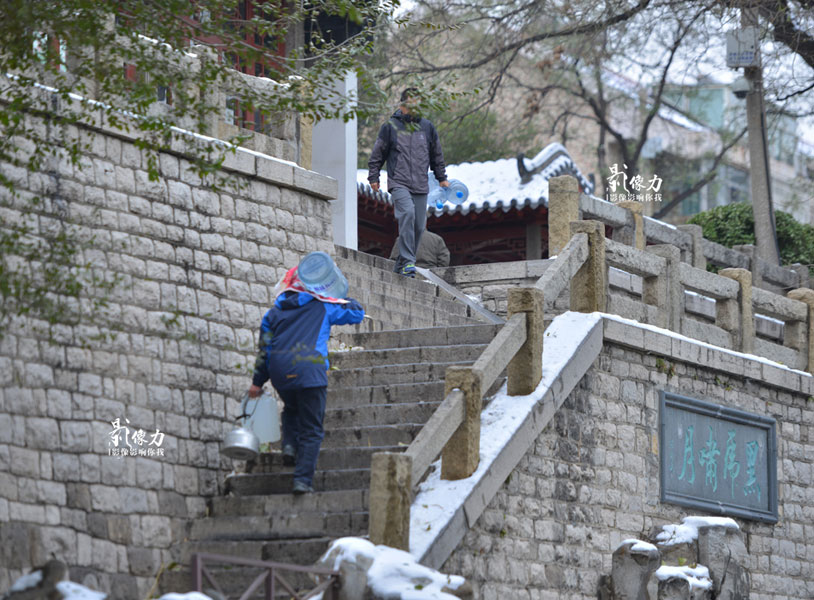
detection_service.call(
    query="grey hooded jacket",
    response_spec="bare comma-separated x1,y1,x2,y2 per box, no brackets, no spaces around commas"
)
368,109,447,194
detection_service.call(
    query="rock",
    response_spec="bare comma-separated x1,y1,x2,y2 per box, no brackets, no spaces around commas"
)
314,538,375,600
611,539,661,600
696,526,750,600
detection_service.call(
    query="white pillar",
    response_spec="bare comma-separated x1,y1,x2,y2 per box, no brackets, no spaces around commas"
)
311,71,358,250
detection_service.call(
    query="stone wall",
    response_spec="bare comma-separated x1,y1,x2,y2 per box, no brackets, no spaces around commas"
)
0,114,336,598
442,338,814,599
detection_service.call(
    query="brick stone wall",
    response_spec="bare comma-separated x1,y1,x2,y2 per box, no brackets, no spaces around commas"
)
0,116,336,598
442,341,814,600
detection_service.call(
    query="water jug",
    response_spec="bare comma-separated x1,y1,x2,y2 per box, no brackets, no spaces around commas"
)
241,390,281,444
297,251,348,299
427,179,469,209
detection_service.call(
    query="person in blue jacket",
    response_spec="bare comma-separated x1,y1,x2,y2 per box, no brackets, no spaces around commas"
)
248,289,365,494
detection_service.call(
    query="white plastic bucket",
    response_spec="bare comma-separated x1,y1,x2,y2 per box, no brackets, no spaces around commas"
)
241,391,281,444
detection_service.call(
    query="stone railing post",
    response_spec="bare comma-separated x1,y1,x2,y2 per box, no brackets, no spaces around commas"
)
646,244,681,331
617,201,645,250
719,268,754,354
790,264,810,290
678,224,706,270
569,220,607,313
369,451,413,550
787,288,814,374
507,287,544,395
441,366,483,480
548,175,580,256
733,244,764,290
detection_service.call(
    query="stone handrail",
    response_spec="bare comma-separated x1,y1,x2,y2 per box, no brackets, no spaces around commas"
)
369,220,589,551
548,174,814,370
535,233,589,309
573,182,807,291
403,390,466,487
678,262,739,300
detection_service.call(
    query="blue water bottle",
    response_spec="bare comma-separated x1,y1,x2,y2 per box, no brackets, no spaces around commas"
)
296,252,349,299
427,179,469,209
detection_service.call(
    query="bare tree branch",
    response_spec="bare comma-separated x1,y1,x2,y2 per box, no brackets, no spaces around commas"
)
652,127,749,219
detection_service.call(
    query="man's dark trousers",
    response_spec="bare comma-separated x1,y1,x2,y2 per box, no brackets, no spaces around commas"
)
278,386,327,487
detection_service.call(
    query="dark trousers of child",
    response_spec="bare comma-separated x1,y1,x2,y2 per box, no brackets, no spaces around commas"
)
277,386,327,487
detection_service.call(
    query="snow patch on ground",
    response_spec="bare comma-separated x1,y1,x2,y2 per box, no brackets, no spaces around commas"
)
324,538,465,599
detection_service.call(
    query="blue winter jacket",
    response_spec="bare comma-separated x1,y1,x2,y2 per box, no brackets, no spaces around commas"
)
252,291,365,391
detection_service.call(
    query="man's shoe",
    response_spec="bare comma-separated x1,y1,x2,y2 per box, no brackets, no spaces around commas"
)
292,480,314,494
282,445,296,467
399,263,416,278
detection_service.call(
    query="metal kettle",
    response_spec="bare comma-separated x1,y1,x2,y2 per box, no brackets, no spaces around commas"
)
221,393,260,460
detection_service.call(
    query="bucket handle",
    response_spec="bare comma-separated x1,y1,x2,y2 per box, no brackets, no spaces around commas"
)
238,392,260,424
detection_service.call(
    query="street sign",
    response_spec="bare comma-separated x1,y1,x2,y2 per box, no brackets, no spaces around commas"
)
726,27,760,68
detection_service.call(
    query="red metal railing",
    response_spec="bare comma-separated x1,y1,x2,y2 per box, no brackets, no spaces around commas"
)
191,552,340,600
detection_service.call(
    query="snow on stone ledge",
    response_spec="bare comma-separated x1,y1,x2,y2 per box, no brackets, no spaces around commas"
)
323,537,466,599
656,516,740,546
4,572,214,600
619,539,659,554
655,565,713,591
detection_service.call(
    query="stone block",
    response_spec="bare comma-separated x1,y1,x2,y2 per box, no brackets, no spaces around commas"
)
32,526,77,566
91,538,119,572
140,515,172,548
90,484,122,512
25,417,60,450
60,422,93,453
10,447,39,478
128,547,160,577
53,453,80,482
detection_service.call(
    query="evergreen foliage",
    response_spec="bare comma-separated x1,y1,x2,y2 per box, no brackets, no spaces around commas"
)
688,202,814,273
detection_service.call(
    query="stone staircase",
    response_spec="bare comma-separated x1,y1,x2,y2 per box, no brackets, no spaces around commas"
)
158,249,502,597
331,246,484,333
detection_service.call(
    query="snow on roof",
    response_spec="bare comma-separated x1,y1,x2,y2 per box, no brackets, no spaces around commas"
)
655,565,713,591
656,516,740,546
357,144,592,216
324,537,466,599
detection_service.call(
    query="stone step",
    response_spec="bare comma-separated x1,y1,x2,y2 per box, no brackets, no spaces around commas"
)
321,422,423,448
328,343,487,369
326,360,471,387
337,324,502,349
327,380,446,408
249,445,402,471
325,401,440,428
189,510,368,542
226,468,372,495
343,271,468,317
209,489,368,518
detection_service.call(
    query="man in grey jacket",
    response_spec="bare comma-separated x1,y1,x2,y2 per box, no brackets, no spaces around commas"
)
389,230,450,268
368,88,449,278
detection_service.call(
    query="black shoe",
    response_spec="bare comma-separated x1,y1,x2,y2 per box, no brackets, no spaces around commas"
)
282,444,296,467
292,480,314,494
